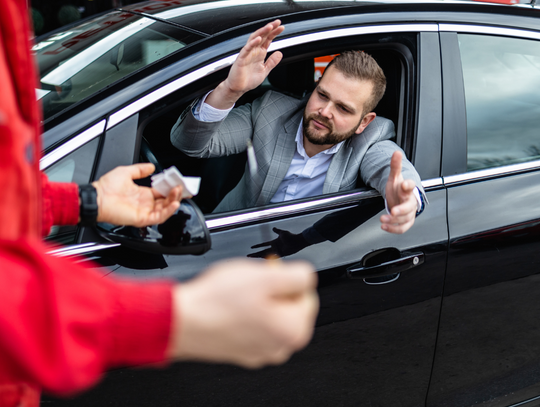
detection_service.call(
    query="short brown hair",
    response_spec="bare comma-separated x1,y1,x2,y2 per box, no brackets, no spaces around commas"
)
324,51,386,114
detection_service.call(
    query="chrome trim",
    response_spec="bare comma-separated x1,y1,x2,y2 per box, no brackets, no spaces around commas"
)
268,24,438,52
47,242,120,257
40,120,106,170
439,24,540,40
107,54,237,129
107,24,438,130
207,178,443,230
205,190,379,230
421,177,443,188
444,160,540,185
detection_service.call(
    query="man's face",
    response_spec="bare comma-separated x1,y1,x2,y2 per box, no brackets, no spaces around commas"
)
303,66,376,147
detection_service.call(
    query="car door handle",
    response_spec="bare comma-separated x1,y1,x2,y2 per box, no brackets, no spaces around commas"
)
347,251,424,279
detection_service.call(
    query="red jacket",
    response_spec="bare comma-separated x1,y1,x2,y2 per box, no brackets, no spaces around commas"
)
0,1,174,406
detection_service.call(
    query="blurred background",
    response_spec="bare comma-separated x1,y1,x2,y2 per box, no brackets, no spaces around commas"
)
28,0,534,38
29,0,141,36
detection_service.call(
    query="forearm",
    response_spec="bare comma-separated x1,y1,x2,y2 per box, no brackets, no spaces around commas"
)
41,173,79,236
0,239,173,396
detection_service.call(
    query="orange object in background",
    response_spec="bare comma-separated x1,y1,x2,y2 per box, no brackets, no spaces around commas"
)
314,54,337,81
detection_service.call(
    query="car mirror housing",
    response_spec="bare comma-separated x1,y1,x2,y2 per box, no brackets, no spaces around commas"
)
96,199,211,255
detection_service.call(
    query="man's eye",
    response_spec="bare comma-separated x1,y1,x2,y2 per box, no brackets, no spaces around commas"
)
338,105,350,113
318,92,328,100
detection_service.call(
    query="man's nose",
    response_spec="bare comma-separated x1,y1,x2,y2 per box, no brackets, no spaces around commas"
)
319,102,332,118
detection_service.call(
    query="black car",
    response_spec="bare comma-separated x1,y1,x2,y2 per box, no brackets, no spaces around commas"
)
38,0,540,405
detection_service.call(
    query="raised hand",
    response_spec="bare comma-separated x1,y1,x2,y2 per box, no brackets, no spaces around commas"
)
380,151,418,234
206,20,284,109
92,163,183,227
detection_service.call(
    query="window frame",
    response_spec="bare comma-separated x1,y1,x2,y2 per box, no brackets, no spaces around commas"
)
135,26,430,223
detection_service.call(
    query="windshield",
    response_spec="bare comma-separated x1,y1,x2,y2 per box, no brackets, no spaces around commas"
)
34,11,200,122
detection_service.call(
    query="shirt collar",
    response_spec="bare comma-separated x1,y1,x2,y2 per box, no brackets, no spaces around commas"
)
295,119,345,159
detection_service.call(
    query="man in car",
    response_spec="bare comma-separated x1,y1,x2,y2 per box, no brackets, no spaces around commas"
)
0,2,319,405
171,20,426,234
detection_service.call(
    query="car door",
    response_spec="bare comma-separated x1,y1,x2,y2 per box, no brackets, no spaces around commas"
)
428,26,540,407
41,24,448,406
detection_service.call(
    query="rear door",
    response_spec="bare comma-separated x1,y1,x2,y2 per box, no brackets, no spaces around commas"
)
428,25,540,407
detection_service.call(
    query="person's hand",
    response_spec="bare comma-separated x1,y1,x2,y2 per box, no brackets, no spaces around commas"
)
248,227,311,259
168,259,319,368
92,163,183,227
206,20,284,109
380,151,418,234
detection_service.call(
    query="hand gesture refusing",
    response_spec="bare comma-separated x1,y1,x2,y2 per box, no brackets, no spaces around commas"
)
380,151,418,234
206,20,284,109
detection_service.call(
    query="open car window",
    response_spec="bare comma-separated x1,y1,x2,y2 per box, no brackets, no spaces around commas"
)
139,33,417,216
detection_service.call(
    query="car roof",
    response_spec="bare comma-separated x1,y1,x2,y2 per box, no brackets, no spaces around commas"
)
120,0,533,36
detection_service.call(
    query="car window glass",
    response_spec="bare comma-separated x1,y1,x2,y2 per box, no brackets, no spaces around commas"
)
44,137,100,243
35,11,199,122
458,34,540,172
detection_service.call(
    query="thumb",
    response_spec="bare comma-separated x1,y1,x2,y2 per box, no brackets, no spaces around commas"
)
389,151,402,183
264,51,283,74
127,163,156,180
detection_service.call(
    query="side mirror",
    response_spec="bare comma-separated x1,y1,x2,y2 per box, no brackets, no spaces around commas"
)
96,199,211,255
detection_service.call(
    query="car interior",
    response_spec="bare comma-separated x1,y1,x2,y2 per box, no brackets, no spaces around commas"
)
139,38,415,215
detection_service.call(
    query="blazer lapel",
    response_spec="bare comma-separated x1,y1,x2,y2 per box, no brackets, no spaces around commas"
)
258,111,302,205
323,141,353,194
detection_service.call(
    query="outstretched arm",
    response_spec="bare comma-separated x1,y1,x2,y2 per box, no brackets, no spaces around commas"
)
92,163,183,227
205,19,284,110
380,151,419,234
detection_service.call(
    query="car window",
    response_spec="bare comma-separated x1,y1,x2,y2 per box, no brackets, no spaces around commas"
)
34,11,201,122
140,34,416,216
458,34,540,172
44,137,100,243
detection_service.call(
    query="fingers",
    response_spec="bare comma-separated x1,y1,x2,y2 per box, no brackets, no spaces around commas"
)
251,241,273,249
266,261,317,298
243,19,282,55
152,184,183,201
261,21,284,49
264,50,283,73
271,289,319,354
247,249,272,258
380,194,417,234
380,217,415,234
125,163,156,180
152,200,181,225
388,150,403,184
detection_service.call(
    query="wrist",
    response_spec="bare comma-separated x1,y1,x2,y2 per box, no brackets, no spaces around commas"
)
79,184,99,226
207,81,243,109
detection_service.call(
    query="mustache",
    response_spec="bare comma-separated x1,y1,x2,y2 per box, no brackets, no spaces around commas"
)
307,114,332,129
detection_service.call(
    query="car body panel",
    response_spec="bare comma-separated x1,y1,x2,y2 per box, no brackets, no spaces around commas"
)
39,1,540,406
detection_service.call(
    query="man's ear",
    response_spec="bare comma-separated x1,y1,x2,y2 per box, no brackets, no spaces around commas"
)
355,112,377,134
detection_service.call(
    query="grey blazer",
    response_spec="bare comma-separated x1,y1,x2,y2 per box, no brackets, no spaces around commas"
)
171,90,425,213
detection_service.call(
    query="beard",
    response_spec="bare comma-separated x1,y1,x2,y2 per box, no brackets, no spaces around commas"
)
302,112,359,146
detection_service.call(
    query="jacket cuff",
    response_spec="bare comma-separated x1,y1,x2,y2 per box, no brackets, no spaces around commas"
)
106,279,174,367
42,177,80,236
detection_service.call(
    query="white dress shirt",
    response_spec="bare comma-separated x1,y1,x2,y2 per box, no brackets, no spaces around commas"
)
269,121,344,203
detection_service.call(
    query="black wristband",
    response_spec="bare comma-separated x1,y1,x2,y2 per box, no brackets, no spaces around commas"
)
79,184,98,226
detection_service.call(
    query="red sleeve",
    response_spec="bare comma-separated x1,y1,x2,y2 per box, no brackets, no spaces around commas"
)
0,239,174,396
41,173,80,236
